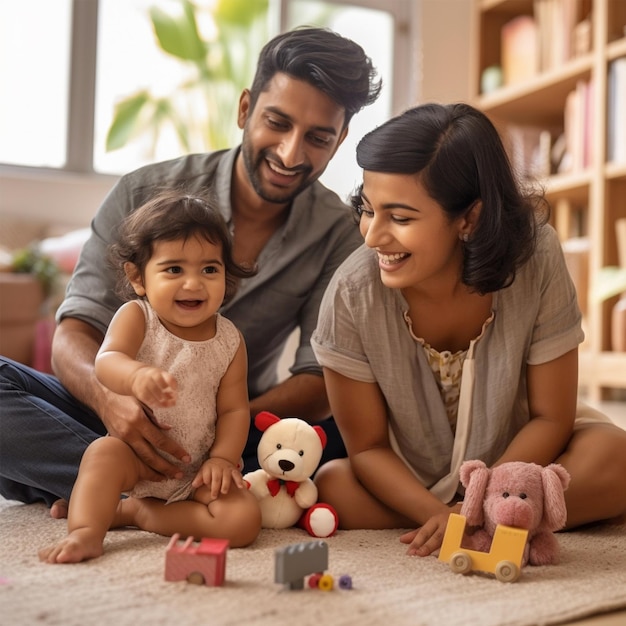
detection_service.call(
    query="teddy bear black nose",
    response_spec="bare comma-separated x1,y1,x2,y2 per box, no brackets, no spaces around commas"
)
279,459,295,472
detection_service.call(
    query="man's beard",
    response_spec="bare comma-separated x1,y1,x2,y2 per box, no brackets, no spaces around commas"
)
241,134,316,204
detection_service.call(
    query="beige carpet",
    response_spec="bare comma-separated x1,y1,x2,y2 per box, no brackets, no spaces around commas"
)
1,497,625,626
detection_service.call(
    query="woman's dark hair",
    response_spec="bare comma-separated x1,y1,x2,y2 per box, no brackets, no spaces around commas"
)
249,26,381,127
110,189,256,305
351,102,549,294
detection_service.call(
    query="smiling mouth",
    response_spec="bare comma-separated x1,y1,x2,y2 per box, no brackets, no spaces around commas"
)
267,160,299,177
377,252,410,265
176,300,203,309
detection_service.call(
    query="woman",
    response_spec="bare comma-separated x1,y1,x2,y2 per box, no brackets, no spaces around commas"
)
311,103,626,557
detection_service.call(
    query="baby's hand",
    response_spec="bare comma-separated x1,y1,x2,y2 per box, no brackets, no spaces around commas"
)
400,503,462,557
131,366,177,410
192,457,246,500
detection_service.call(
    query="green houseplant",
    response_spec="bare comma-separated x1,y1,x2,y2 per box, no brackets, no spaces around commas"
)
106,0,269,156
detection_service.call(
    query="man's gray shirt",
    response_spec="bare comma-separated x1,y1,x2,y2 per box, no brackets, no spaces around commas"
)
57,148,363,398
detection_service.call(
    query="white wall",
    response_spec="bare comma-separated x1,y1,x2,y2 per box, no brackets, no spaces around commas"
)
418,0,472,104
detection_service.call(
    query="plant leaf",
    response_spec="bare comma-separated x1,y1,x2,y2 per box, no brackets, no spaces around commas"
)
149,1,205,61
106,91,151,151
214,0,268,27
592,266,626,302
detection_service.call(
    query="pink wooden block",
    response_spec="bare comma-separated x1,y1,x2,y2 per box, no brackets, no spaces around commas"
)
165,534,229,586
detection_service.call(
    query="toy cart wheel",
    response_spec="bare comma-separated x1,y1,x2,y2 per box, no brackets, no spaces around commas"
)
187,571,205,585
318,573,334,591
449,551,472,575
495,560,520,583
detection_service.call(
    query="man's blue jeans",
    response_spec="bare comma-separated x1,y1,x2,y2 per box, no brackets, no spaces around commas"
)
0,357,106,505
0,357,347,506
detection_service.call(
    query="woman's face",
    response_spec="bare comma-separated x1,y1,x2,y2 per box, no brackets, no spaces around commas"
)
358,171,466,293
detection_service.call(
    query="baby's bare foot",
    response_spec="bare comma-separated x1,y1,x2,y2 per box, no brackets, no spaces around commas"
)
49,499,69,519
38,528,104,564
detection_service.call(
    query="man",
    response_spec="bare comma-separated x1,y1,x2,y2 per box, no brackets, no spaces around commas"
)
0,26,381,515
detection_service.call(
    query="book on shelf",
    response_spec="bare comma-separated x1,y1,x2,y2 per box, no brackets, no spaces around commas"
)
534,0,587,71
506,125,552,180
559,79,593,174
608,57,626,164
501,15,538,85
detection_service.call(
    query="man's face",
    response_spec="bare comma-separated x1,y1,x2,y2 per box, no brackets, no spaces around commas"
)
237,72,348,205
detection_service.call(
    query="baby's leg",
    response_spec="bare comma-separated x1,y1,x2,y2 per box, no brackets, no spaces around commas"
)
127,485,261,547
39,437,146,563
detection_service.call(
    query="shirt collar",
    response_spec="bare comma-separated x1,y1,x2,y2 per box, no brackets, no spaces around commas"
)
216,145,319,241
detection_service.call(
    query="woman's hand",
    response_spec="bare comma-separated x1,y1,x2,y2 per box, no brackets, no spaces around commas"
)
400,502,463,557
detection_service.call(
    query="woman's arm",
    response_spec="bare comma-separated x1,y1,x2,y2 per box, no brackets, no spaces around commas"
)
495,348,578,466
324,368,448,526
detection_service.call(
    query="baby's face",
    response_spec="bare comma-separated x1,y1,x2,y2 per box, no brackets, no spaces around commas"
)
139,235,226,341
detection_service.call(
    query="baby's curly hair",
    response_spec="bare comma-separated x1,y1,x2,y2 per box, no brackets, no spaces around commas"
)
110,189,256,304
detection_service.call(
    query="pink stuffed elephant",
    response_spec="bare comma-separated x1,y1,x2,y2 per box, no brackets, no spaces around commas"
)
459,460,571,566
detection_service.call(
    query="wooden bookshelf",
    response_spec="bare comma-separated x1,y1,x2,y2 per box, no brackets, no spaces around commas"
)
470,0,626,400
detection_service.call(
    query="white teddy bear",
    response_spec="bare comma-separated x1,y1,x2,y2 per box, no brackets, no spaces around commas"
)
243,411,339,538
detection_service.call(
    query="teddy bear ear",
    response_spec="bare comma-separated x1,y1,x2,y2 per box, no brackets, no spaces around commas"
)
254,411,281,432
313,426,327,450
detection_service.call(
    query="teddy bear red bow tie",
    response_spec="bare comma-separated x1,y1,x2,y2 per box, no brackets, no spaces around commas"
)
267,478,300,497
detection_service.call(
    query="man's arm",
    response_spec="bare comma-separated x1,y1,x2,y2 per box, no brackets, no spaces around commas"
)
52,318,109,413
249,372,329,422
52,318,188,479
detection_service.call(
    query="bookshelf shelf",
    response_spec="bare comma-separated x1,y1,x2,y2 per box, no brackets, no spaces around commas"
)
471,0,626,400
544,170,591,203
478,54,593,124
606,162,626,181
607,37,626,61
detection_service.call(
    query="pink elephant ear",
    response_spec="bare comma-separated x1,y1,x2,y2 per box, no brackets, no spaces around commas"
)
541,464,571,531
459,460,490,526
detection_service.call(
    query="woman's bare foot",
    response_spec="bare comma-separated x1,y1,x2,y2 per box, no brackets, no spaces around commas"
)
38,528,104,564
49,499,69,519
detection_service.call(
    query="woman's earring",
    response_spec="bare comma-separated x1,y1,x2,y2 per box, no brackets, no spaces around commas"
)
461,233,469,242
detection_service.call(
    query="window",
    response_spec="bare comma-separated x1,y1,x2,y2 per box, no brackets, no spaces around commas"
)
0,0,417,205
283,0,397,199
94,0,270,174
0,0,72,168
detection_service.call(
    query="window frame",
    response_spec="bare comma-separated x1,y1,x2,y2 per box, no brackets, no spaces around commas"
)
0,0,420,227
